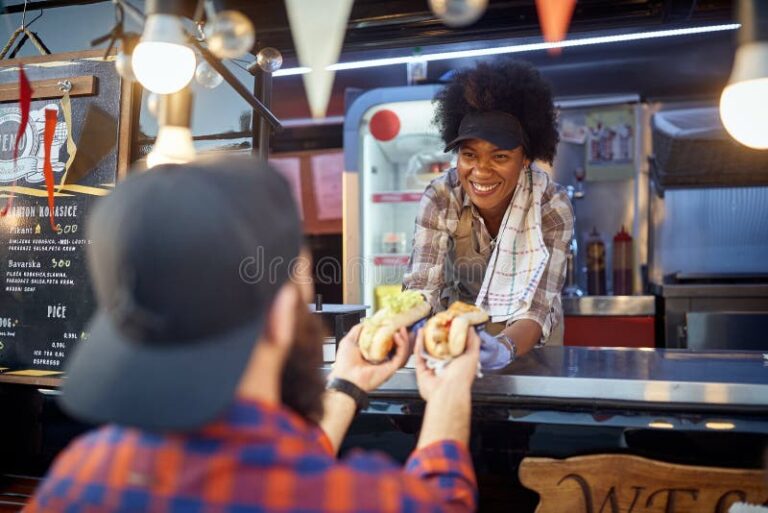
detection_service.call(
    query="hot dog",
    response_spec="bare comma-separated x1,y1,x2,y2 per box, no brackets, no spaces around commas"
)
423,301,489,359
359,290,430,363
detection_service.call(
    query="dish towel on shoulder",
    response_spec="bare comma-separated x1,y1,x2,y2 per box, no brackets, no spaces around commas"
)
476,167,550,323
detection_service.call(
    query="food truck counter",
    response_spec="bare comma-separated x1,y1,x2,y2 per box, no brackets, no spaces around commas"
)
352,347,768,429
5,346,766,414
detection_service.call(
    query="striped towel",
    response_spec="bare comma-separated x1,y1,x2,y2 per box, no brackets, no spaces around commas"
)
476,167,550,323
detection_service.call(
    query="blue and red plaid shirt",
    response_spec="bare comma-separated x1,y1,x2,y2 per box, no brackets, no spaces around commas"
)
24,398,477,513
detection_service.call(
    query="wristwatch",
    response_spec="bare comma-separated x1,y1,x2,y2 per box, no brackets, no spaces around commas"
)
326,377,369,411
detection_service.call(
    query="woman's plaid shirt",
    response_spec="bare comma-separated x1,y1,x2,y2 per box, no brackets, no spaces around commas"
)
403,168,574,341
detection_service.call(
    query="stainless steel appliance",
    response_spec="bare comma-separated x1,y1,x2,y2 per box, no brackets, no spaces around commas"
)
648,107,768,349
656,274,768,350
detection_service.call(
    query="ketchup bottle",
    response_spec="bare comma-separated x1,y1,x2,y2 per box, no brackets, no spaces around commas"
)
612,226,634,295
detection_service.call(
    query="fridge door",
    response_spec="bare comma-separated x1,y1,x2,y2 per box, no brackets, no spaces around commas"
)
343,86,452,310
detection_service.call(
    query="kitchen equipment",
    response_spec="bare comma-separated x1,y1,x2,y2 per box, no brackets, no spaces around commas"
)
563,184,584,297
656,273,768,350
650,107,768,194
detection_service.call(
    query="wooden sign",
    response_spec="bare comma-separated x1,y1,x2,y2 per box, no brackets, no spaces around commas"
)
520,454,767,513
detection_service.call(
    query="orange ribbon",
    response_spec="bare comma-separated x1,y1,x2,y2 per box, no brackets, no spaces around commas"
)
43,108,58,231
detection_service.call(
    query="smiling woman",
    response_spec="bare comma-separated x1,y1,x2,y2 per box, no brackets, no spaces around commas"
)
403,60,574,362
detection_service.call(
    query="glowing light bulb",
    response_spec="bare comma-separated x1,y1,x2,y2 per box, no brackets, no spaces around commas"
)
205,10,255,59
719,42,768,149
147,126,196,168
195,60,224,89
720,80,768,149
132,14,196,95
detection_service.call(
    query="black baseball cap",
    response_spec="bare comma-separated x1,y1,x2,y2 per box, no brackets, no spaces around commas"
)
444,111,529,153
60,157,303,431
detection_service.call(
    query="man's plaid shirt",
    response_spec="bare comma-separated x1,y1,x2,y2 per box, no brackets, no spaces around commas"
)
24,398,477,513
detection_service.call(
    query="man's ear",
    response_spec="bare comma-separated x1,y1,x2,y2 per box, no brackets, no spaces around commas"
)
264,283,298,353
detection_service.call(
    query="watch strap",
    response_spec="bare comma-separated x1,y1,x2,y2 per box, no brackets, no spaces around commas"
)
326,377,369,411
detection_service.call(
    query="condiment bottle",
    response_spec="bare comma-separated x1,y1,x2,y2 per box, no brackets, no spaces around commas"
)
586,227,606,296
612,226,633,295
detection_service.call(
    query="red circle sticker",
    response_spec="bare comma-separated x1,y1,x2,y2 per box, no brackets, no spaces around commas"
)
369,109,401,141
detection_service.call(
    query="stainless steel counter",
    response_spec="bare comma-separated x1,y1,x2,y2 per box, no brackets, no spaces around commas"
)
562,295,655,316
374,347,768,411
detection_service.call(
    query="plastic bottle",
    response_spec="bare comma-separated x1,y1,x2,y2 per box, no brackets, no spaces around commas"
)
612,226,634,295
586,227,607,296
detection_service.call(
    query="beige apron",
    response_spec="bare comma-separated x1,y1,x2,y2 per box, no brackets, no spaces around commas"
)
439,207,563,345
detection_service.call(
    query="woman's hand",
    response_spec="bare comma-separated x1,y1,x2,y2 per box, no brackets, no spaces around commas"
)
328,324,410,393
413,327,481,402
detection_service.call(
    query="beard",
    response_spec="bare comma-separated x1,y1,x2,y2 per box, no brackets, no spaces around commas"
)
280,298,326,424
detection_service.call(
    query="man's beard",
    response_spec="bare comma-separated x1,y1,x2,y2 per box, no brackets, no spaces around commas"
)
280,299,326,424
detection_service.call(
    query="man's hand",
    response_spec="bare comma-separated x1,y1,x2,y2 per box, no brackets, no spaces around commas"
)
414,328,481,402
328,323,409,393
413,328,480,449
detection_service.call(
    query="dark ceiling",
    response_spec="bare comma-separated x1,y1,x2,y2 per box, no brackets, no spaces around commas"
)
220,0,735,60
2,0,739,130
220,0,736,123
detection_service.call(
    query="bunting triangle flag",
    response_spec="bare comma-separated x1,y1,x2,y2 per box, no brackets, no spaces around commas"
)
285,0,354,118
535,0,576,53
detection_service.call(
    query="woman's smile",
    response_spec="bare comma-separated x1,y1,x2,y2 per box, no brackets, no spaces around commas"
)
469,181,501,195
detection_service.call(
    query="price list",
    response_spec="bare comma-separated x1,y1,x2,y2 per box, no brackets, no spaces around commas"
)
0,197,99,370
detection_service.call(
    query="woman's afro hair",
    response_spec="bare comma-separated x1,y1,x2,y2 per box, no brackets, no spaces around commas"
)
433,60,559,164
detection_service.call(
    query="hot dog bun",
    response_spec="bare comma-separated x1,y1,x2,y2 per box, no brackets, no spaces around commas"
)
447,301,490,325
359,291,430,363
424,302,488,359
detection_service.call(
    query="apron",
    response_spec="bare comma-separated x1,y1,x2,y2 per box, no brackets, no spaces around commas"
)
439,207,563,345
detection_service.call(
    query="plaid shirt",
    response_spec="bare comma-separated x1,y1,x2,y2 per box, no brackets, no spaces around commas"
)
403,168,574,341
24,399,477,513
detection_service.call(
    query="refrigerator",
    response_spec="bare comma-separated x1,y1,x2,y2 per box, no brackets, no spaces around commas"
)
343,85,452,310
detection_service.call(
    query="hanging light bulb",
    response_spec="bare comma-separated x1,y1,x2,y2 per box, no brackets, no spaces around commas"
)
428,0,488,27
147,88,196,168
720,42,768,149
132,14,197,94
147,126,196,167
719,0,768,149
204,10,255,59
195,60,224,89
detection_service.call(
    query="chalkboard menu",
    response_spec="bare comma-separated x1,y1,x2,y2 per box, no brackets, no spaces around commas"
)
0,51,132,372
